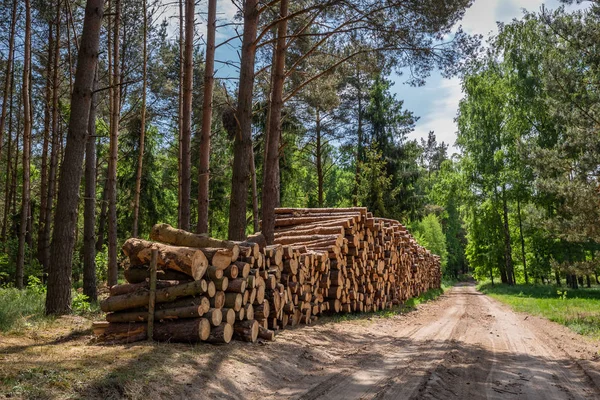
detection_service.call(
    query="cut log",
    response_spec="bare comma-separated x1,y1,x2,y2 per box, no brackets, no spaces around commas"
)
233,319,259,343
205,323,233,344
106,304,207,323
109,280,182,296
224,292,243,311
206,265,224,280
209,291,225,309
205,308,223,326
258,326,275,341
226,278,246,293
123,266,194,284
102,318,211,343
222,308,236,325
151,223,242,258
223,264,239,279
213,276,229,291
100,280,208,312
122,238,208,280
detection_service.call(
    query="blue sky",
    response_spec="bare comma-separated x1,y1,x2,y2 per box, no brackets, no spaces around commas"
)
395,0,589,155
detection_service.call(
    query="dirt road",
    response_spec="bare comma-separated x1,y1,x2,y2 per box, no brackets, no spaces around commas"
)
3,283,600,399
247,283,600,400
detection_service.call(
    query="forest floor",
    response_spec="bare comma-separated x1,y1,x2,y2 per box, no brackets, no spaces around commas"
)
1,283,600,399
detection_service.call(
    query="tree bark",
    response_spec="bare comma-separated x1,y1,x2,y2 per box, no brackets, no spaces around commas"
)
1,60,15,241
180,0,194,231
83,70,98,301
0,0,17,157
132,0,148,238
16,0,32,289
316,107,323,207
38,16,54,275
177,0,184,228
501,184,514,285
261,0,289,245
122,238,209,280
46,0,104,315
96,175,108,251
516,198,528,284
107,0,121,287
197,0,216,234
228,0,259,241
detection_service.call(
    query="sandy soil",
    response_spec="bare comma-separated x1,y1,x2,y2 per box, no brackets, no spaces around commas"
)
2,283,599,399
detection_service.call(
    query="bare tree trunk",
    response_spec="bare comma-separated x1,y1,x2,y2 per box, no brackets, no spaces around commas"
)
132,0,148,238
38,17,54,273
250,146,259,233
316,107,323,207
353,76,363,207
501,184,514,285
16,0,32,289
96,176,108,252
261,0,288,245
228,0,259,241
46,0,104,315
180,0,194,231
517,198,528,284
44,0,62,278
1,33,16,242
177,0,184,228
83,70,98,302
0,0,17,157
196,0,216,234
107,0,121,287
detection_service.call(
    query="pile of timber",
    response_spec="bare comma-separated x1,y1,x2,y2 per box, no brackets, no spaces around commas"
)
96,226,273,344
94,207,441,344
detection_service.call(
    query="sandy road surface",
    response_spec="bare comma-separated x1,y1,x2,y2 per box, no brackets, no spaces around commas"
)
252,283,600,400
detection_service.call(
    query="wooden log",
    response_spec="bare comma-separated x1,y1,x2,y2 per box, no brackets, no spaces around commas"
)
226,278,246,293
92,321,109,336
150,223,242,260
205,308,223,326
209,291,225,309
124,265,194,284
233,319,259,343
213,276,229,291
274,225,344,238
100,280,209,312
274,207,367,215
102,318,211,343
201,247,239,270
258,326,275,341
234,261,251,278
122,238,208,280
205,323,233,344
223,264,239,279
244,303,254,320
206,265,224,280
155,296,210,313
275,234,343,247
109,280,181,296
222,308,236,325
224,292,243,311
106,304,207,323
147,250,158,341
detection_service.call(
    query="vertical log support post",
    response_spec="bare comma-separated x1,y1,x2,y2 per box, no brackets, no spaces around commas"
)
147,249,158,340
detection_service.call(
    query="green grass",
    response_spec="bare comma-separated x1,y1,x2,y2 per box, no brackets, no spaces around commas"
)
478,281,600,339
0,287,48,332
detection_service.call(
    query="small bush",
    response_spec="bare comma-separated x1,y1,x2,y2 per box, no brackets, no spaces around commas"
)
0,287,46,332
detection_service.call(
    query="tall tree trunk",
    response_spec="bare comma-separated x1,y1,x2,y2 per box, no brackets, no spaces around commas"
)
316,107,323,208
196,0,216,234
261,0,289,245
16,0,32,289
132,0,148,238
501,184,514,285
1,35,16,242
44,0,62,278
11,96,20,220
46,0,104,315
177,0,184,228
228,0,259,241
517,198,528,284
83,70,98,302
96,176,108,252
38,17,55,272
353,76,363,207
250,146,259,233
0,0,17,157
107,0,121,287
180,0,194,231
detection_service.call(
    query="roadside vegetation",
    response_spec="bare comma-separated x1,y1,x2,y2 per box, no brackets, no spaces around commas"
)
478,282,600,339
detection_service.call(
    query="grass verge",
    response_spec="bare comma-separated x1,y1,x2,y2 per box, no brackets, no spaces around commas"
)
477,282,600,339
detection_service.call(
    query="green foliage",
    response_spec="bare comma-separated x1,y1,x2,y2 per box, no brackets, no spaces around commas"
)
71,293,91,314
95,245,108,284
355,145,394,216
412,214,448,269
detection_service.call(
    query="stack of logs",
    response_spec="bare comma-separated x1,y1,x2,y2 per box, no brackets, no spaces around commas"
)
96,207,441,345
